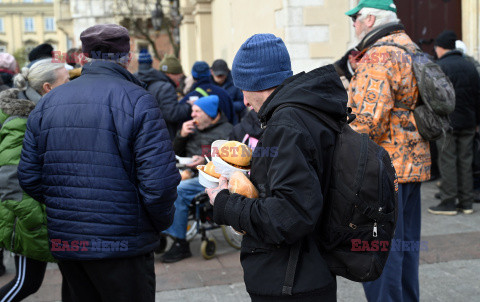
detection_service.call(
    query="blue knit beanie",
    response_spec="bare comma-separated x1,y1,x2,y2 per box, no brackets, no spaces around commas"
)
191,61,210,79
194,95,219,119
232,34,293,91
138,49,153,64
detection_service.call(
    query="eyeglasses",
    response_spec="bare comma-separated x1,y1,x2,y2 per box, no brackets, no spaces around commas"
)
351,13,362,23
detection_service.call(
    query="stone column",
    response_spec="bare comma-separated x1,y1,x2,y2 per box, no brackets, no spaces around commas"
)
180,0,196,73
192,0,213,64
462,0,480,60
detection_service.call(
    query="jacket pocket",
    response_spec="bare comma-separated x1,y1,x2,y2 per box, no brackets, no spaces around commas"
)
240,236,275,254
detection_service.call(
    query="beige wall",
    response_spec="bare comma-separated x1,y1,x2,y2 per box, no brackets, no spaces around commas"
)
179,0,353,75
0,0,68,59
210,0,283,68
462,0,480,60
180,0,283,75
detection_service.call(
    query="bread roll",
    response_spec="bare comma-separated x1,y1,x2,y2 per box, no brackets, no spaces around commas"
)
219,141,252,167
180,169,194,180
204,161,220,178
228,171,258,198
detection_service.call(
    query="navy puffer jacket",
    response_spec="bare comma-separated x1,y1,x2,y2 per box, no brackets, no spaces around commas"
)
18,61,181,260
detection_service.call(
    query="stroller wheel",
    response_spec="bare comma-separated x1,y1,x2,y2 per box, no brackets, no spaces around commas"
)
221,225,242,250
200,238,217,259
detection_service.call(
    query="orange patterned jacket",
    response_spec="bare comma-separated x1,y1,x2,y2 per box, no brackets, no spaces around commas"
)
347,31,431,183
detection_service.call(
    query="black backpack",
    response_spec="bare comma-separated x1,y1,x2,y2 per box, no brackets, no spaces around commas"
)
275,104,398,293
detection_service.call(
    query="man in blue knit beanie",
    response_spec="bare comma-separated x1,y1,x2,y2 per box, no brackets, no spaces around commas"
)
207,33,348,301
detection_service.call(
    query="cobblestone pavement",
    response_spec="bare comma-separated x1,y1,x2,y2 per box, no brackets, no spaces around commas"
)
1,180,479,301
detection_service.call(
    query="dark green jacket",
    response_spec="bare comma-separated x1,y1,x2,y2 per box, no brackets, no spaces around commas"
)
0,88,54,262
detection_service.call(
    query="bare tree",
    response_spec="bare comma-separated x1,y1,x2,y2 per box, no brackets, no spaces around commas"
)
113,0,181,60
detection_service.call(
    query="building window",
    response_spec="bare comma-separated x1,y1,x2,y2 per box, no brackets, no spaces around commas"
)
23,0,33,3
0,45,7,53
24,18,35,32
45,17,55,32
0,19,4,33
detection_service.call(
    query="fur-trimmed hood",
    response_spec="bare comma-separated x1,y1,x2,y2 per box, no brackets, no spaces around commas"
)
0,88,36,117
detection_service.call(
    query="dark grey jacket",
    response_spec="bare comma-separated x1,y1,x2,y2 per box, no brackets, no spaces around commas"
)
136,65,191,139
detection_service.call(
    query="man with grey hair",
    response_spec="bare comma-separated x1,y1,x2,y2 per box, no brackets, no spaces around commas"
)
18,24,180,301
336,1,431,301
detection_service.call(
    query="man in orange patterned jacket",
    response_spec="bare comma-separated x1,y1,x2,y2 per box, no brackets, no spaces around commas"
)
338,1,431,301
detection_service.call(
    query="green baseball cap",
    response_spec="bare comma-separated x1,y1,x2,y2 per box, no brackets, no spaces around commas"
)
345,0,397,16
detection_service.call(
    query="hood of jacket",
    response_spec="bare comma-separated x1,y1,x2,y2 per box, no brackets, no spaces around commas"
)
356,22,405,52
258,64,348,132
0,88,36,117
438,49,463,61
135,65,174,87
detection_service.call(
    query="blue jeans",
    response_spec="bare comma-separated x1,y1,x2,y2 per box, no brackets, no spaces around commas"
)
363,183,422,302
164,177,205,239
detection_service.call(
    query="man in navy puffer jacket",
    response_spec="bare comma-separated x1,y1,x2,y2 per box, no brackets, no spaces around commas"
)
17,24,180,302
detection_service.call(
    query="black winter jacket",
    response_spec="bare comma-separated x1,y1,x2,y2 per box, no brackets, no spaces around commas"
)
135,64,191,139
436,50,480,130
213,65,347,298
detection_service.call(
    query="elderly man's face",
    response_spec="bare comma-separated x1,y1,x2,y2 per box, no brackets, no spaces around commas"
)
191,105,214,130
352,13,375,40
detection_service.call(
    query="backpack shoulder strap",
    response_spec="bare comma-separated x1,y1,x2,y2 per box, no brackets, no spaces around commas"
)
369,41,419,54
195,87,209,97
394,101,412,111
282,240,301,295
369,42,420,111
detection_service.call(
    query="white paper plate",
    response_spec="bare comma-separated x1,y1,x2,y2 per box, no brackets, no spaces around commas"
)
197,165,220,188
175,155,194,165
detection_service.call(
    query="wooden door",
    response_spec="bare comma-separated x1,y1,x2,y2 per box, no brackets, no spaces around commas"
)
396,0,462,56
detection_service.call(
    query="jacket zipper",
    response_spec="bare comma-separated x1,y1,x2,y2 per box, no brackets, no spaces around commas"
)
11,217,18,251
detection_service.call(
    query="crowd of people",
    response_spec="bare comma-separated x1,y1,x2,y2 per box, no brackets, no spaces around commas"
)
0,0,479,301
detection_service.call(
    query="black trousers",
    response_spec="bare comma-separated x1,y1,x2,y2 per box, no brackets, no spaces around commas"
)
0,254,47,302
249,282,337,302
58,252,155,302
